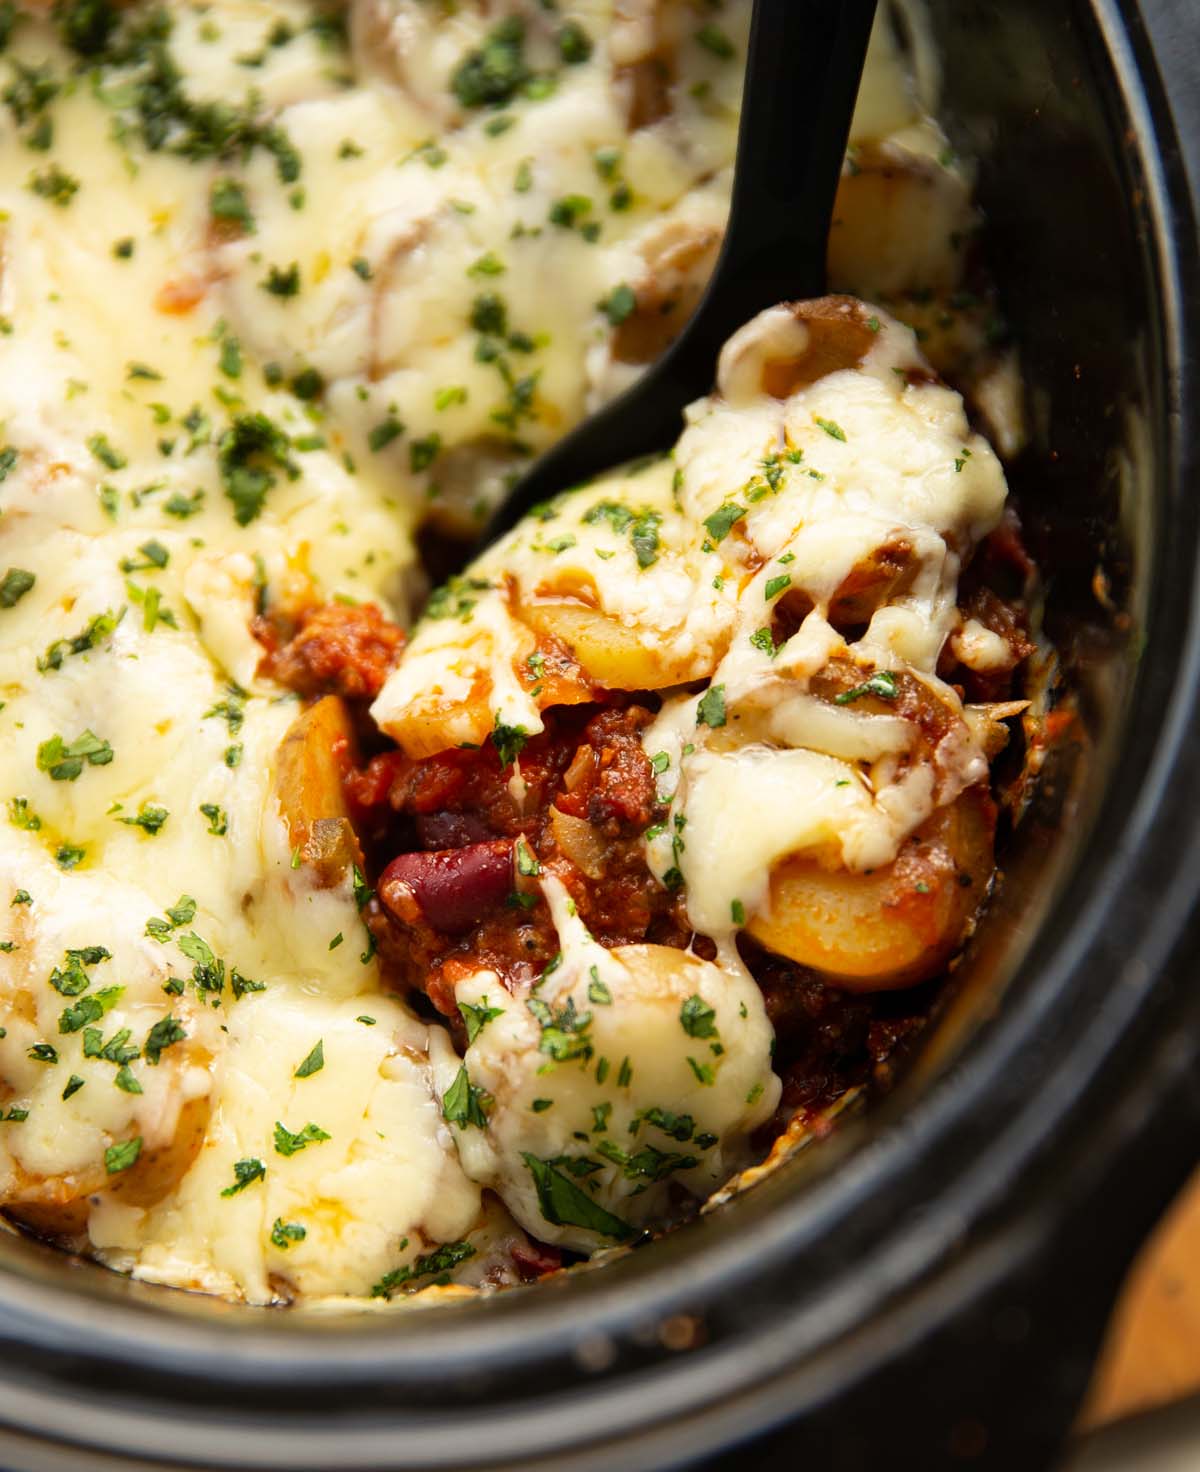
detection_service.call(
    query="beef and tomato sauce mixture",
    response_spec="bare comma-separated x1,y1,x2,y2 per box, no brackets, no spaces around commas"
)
263,507,1037,1175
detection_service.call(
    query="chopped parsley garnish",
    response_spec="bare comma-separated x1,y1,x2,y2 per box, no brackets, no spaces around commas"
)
220,1157,266,1195
261,262,300,296
526,993,592,1063
550,195,594,229
522,1153,634,1241
87,433,126,469
450,17,528,110
144,1015,186,1064
749,626,779,657
469,292,507,336
145,894,196,941
293,1039,324,1078
199,803,228,836
29,163,78,205
680,994,718,1039
597,1138,699,1182
557,20,592,63
270,1218,306,1249
217,412,296,525
695,684,726,729
114,1063,142,1094
731,899,746,926
36,729,113,781
458,997,503,1044
764,574,792,601
37,607,122,671
28,1042,58,1064
442,1065,492,1129
815,416,847,442
120,538,168,572
104,1137,142,1174
630,509,661,568
702,503,745,544
370,1240,475,1300
210,177,254,234
273,1120,330,1157
115,802,168,835
491,714,528,769
409,433,441,473
583,500,633,533
61,1074,85,1101
351,864,373,911
598,283,636,325
587,970,612,1006
367,415,404,452
695,24,735,59
834,671,899,704
687,1057,715,1086
0,568,35,608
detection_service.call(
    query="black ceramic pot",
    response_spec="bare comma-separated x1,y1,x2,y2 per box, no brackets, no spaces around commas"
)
1,3,1197,1469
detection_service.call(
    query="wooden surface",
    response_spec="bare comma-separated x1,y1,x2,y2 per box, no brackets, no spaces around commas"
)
1080,1166,1200,1429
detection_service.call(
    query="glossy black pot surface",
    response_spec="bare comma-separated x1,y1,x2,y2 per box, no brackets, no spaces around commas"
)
1,3,1198,1469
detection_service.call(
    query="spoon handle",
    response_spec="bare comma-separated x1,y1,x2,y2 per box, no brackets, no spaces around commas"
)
702,0,881,342
484,0,878,537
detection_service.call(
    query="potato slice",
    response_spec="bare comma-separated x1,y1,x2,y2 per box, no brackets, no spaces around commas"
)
519,600,717,690
828,143,977,298
274,696,362,885
747,785,995,990
4,1089,213,1237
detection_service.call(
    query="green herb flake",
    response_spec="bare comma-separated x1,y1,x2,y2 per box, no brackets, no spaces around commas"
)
273,1120,330,1157
458,997,503,1044
695,24,735,59
36,729,113,781
105,1136,142,1174
815,416,847,442
599,283,636,325
270,1218,306,1249
0,568,35,608
442,1064,492,1129
702,503,745,544
834,671,899,705
294,1039,324,1078
680,994,718,1039
522,1153,633,1240
220,1156,266,1195
696,684,726,729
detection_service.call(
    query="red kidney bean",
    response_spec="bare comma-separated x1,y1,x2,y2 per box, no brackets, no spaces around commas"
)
415,810,495,851
379,840,514,934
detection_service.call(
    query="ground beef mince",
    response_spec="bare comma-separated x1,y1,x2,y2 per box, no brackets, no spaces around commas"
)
351,703,687,1019
258,602,405,701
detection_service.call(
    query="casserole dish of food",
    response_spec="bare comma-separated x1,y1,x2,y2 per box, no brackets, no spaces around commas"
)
0,0,1196,1467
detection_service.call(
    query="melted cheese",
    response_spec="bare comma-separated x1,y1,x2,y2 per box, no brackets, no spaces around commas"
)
0,0,975,1299
445,877,777,1252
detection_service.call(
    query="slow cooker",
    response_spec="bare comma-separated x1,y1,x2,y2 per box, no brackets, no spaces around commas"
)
0,2,1197,1468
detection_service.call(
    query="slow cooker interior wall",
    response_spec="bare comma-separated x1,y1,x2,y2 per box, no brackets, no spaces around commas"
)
0,0,1155,1345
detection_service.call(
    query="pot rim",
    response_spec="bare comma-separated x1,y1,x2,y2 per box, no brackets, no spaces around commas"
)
0,2,1197,1467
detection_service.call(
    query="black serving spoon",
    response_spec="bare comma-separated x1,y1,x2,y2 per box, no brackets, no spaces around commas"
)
481,0,879,544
